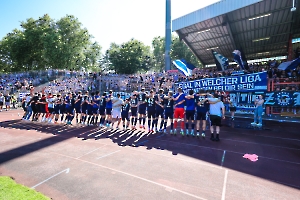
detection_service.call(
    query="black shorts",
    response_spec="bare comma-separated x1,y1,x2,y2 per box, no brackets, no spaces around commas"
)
121,112,129,121
66,107,74,115
210,115,222,126
87,110,93,115
106,108,112,115
40,105,46,113
229,107,236,112
164,112,173,119
99,109,105,115
48,107,54,114
185,110,195,120
0,102,3,106
82,106,87,114
75,107,81,113
138,104,146,115
92,107,98,114
196,112,206,120
147,110,155,118
131,107,138,117
54,106,60,114
155,108,164,118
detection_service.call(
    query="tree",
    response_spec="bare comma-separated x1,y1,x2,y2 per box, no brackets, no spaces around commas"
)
0,14,101,72
151,35,202,72
107,39,152,74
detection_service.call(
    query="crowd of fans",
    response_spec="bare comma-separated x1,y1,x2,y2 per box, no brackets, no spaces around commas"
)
0,59,299,113
97,61,300,93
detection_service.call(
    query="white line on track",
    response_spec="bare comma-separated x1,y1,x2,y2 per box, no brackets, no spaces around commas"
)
76,145,107,159
96,150,121,159
221,170,228,200
51,152,208,200
31,168,70,189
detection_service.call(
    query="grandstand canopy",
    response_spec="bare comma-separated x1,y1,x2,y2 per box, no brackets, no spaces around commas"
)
172,0,300,65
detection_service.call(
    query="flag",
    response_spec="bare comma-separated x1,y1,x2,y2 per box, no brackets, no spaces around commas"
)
278,58,300,71
212,50,229,71
232,50,245,70
172,59,196,76
240,48,249,70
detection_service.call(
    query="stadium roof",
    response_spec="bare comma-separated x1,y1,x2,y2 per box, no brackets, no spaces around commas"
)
172,0,300,65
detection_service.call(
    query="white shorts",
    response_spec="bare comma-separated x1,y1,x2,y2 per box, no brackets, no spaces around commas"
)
112,109,121,118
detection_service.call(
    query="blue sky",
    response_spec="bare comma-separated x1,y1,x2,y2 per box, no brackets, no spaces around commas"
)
0,0,220,53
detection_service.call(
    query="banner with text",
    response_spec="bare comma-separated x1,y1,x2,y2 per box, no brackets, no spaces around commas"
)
175,72,267,93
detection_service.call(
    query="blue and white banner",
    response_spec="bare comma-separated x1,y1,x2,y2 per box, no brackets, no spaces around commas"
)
233,50,245,70
172,59,196,76
175,72,267,93
278,58,300,71
212,50,229,71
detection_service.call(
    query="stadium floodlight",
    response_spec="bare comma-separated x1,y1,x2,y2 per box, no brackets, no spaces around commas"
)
252,37,270,42
198,29,210,34
206,47,219,50
248,13,271,21
257,52,270,55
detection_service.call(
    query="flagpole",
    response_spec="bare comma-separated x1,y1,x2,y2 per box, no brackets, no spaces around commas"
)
165,0,171,72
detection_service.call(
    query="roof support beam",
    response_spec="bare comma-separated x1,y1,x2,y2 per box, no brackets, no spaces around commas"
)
177,31,207,65
224,14,237,49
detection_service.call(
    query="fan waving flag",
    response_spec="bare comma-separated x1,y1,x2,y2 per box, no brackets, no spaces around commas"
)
212,50,229,71
172,59,196,76
233,50,245,70
278,58,300,71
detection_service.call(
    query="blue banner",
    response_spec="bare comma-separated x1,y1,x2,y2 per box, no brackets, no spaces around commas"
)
175,72,267,93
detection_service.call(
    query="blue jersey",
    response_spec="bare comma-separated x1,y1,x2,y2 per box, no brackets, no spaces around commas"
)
164,98,174,113
185,95,195,111
138,93,146,105
195,95,209,113
121,103,130,114
106,95,112,108
130,97,138,107
146,97,155,112
93,95,100,105
74,95,82,108
65,96,72,108
99,97,106,110
174,93,186,108
155,94,164,110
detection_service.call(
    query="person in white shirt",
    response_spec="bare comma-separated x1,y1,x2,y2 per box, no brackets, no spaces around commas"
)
111,94,123,129
207,93,225,141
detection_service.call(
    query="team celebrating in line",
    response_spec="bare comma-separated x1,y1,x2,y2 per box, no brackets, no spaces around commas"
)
22,87,226,141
